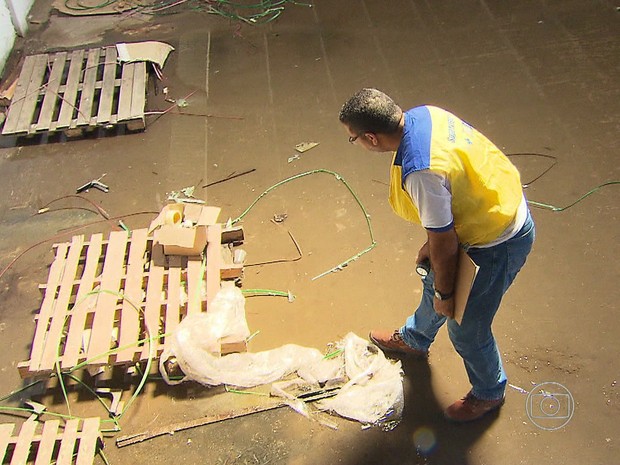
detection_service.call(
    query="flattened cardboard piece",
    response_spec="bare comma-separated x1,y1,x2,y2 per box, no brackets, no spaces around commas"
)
453,248,480,325
116,41,175,68
149,204,221,256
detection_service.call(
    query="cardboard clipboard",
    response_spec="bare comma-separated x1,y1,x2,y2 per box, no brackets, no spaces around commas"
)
453,248,479,325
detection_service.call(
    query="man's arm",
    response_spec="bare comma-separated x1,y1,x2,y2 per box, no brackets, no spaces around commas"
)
428,227,459,318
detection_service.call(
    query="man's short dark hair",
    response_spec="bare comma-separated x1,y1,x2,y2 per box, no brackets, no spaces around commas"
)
339,88,402,134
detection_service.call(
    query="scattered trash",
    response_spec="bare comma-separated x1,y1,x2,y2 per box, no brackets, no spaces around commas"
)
233,249,247,264
159,287,403,429
23,400,46,422
176,98,189,108
288,154,300,163
295,142,319,153
163,87,175,103
149,203,221,256
167,186,205,204
180,186,195,197
508,383,529,395
116,41,175,69
272,213,288,223
116,392,329,448
118,220,130,233
95,388,125,417
76,174,109,193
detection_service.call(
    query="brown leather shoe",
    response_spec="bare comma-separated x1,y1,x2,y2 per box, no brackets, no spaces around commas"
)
369,330,428,357
444,391,505,422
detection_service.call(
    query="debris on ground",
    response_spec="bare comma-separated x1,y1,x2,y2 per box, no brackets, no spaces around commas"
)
76,174,109,193
116,41,175,69
167,186,206,204
160,284,404,430
295,142,319,153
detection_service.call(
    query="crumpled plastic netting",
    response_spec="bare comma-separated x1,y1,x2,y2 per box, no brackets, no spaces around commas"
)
159,283,404,428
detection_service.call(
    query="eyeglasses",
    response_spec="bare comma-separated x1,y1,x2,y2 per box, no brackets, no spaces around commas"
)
348,132,364,144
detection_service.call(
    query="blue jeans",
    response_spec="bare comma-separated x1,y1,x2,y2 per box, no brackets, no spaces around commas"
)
400,211,535,400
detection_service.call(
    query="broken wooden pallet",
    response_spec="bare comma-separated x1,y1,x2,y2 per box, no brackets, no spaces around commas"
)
1,46,147,137
18,226,244,379
0,417,101,465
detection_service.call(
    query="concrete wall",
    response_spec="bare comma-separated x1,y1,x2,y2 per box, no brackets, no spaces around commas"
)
0,0,36,78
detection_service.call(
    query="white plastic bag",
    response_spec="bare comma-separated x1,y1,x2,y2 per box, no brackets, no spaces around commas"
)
158,286,404,428
199,282,250,355
159,283,325,387
316,333,404,428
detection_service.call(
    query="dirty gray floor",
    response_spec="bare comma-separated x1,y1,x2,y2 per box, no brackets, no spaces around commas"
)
0,1,619,464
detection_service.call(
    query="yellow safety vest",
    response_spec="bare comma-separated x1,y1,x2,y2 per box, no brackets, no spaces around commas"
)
388,106,523,246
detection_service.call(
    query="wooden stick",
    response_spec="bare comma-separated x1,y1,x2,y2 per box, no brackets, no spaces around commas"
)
116,402,283,447
116,387,339,448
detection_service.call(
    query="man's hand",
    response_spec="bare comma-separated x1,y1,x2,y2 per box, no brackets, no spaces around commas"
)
416,241,430,266
427,228,459,319
434,297,455,319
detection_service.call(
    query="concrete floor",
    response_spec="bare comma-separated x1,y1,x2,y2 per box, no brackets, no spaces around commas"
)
0,1,618,464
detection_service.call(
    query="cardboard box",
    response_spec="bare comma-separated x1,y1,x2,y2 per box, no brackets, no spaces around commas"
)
149,203,221,256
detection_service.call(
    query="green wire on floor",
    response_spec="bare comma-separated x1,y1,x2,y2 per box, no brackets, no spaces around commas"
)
527,181,620,212
233,169,377,280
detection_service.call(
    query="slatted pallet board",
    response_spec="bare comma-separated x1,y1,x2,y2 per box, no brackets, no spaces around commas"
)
0,418,101,465
18,226,244,379
1,46,147,136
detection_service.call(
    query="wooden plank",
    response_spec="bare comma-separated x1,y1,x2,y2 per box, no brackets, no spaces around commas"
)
62,233,103,369
75,48,100,127
34,419,60,465
165,255,182,335
130,61,146,119
186,257,204,314
29,242,70,371
117,62,135,121
10,420,37,465
86,230,127,361
96,47,118,124
221,226,244,244
220,264,244,280
116,228,148,363
3,54,47,135
2,54,39,134
206,224,222,306
75,418,100,465
142,245,164,359
56,49,85,129
39,235,85,371
36,51,67,131
0,424,15,463
14,54,49,134
56,419,79,465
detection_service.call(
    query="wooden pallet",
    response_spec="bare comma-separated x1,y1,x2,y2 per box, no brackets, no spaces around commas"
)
1,46,147,137
18,226,244,379
0,418,101,465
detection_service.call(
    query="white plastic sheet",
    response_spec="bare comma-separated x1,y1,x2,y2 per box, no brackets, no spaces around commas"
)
159,286,403,428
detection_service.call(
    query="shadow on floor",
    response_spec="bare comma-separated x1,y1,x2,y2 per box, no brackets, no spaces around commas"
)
345,356,500,465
